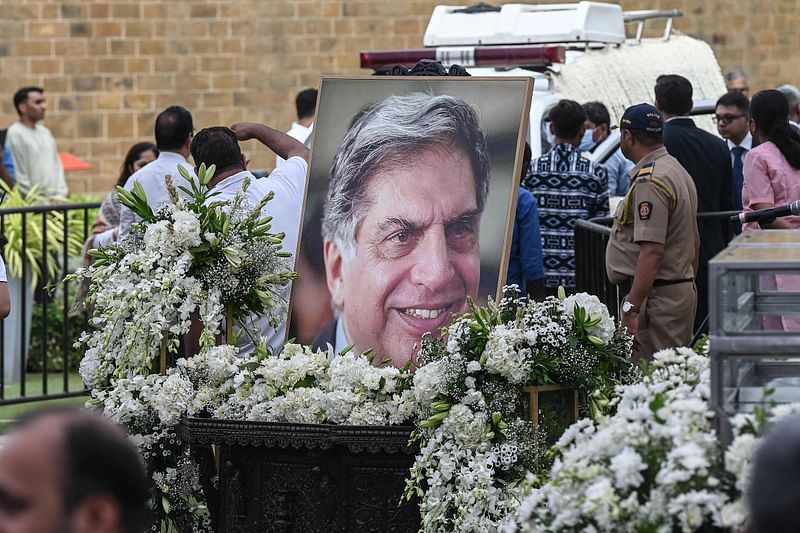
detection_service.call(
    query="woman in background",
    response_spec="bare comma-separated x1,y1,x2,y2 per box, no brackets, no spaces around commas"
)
742,90,800,331
743,89,800,230
89,142,158,247
76,142,157,304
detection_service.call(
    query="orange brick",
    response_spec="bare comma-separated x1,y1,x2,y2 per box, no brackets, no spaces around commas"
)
126,58,152,74
28,22,69,38
107,113,135,137
123,94,152,111
95,94,122,110
63,58,96,75
89,4,110,18
77,115,102,138
55,40,88,56
98,58,126,74
138,75,174,91
110,40,136,55
94,22,123,37
221,39,243,54
142,4,167,19
29,58,61,75
111,4,140,18
125,22,152,38
88,40,109,56
14,41,52,56
190,4,218,18
138,40,167,55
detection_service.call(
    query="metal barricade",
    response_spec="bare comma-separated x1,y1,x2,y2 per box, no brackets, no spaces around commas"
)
574,211,739,329
0,201,100,405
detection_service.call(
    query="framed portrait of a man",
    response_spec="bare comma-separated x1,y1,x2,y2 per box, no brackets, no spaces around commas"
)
289,76,533,367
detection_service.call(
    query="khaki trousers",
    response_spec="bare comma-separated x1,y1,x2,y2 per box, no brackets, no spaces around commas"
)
629,282,697,363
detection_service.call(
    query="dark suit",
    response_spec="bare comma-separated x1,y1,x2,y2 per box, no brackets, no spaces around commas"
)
311,319,338,352
663,118,735,332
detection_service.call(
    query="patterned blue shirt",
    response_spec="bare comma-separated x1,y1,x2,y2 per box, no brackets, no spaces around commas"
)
522,143,609,288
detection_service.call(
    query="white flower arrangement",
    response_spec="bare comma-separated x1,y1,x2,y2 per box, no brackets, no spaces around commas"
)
404,288,634,531
72,164,296,390
509,346,800,533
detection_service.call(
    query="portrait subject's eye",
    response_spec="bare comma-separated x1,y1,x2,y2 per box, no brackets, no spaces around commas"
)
376,229,419,259
446,219,478,252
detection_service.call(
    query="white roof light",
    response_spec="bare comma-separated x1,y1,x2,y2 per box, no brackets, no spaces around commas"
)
424,2,626,47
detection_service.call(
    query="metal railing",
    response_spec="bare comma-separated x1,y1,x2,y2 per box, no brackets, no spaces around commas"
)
575,211,739,330
0,201,100,405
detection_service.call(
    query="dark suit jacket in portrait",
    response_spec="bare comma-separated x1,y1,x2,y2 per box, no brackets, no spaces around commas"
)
663,117,735,331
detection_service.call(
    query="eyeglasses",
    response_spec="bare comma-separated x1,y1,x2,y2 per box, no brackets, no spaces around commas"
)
713,113,746,124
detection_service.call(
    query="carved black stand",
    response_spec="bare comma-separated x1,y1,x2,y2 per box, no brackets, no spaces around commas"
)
177,418,419,533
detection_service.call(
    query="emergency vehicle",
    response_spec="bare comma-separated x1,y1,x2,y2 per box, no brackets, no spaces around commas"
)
360,2,726,160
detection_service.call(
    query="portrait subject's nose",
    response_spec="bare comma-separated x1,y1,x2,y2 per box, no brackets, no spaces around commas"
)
409,229,455,290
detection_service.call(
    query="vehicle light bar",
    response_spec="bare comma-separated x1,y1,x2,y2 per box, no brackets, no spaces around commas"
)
360,45,566,70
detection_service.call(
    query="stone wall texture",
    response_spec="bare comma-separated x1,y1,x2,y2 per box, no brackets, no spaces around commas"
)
0,0,794,194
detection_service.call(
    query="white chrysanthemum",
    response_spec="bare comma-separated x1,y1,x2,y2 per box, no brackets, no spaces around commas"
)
482,325,529,384
563,292,615,343
609,447,646,490
171,210,202,248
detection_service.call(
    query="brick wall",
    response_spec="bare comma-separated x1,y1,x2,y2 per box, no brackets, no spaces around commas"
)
0,0,794,194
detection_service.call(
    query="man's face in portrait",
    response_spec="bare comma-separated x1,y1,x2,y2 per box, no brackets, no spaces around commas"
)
324,144,482,367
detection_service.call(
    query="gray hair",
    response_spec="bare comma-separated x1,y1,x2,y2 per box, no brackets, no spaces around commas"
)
725,69,749,83
777,84,800,109
322,92,490,259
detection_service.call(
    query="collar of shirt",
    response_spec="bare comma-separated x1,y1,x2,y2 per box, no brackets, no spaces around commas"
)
211,169,254,195
156,151,190,166
727,132,753,152
627,146,669,179
334,316,350,357
665,115,693,123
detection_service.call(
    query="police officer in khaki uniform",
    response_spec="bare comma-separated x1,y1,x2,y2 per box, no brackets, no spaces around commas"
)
606,103,700,361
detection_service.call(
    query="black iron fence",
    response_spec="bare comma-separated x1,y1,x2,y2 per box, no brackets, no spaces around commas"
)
0,201,100,405
575,211,739,333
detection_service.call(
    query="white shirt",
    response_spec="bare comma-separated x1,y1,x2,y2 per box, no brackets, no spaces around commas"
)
207,156,309,351
118,151,196,239
275,122,313,168
0,256,7,282
334,317,350,357
727,132,753,165
5,122,67,198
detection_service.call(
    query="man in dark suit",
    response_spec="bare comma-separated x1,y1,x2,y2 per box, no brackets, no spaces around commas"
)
654,74,735,334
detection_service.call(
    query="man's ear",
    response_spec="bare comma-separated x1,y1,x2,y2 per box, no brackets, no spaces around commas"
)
323,239,346,310
69,494,122,533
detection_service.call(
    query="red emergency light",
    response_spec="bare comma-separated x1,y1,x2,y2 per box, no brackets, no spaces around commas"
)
360,45,566,70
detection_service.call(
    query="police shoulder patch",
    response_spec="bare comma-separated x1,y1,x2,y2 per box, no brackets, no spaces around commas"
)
636,161,655,179
638,201,653,220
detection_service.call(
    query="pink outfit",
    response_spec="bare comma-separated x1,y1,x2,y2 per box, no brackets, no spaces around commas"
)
742,140,800,331
742,141,800,230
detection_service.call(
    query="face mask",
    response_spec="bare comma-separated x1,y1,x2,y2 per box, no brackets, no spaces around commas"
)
579,128,595,152
543,121,556,147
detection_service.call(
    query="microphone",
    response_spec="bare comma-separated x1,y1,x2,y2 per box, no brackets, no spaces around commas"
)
731,200,800,224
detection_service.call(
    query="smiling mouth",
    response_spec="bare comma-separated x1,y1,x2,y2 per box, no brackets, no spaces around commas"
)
402,307,447,320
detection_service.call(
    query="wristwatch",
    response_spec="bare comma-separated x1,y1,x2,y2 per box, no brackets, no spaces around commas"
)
622,299,640,314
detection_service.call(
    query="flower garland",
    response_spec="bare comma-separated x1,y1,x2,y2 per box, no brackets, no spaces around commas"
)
404,288,634,531
509,347,800,533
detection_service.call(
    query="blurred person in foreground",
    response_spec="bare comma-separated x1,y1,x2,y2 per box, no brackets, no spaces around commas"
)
749,413,800,533
581,101,634,196
506,143,545,301
0,408,149,533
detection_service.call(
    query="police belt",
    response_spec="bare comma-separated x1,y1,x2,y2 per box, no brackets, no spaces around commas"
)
617,278,693,295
